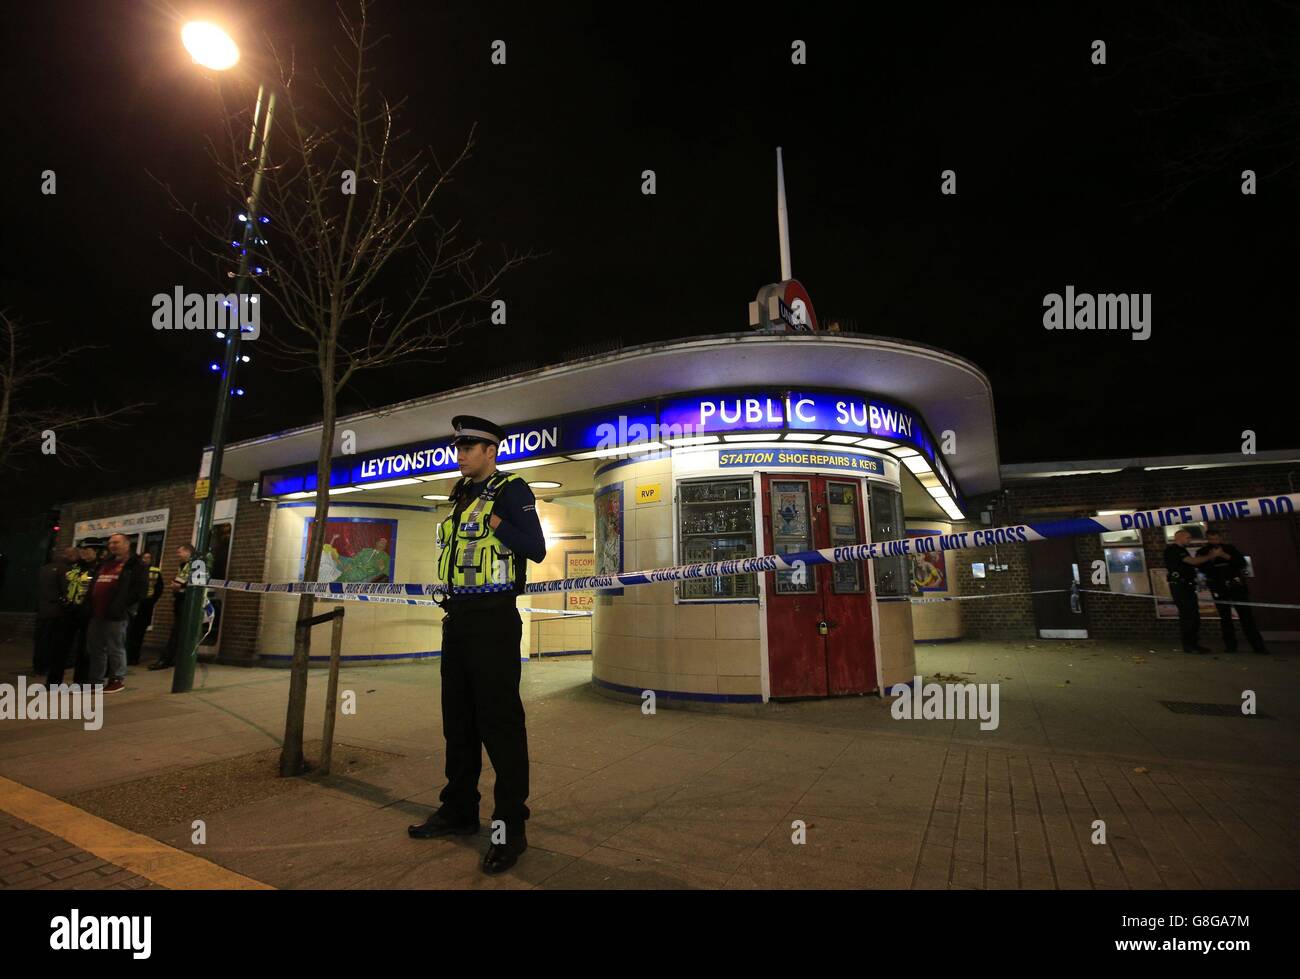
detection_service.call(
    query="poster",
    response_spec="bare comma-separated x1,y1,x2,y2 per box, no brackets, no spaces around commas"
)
776,491,808,538
565,551,595,611
907,530,947,592
303,517,398,583
1151,575,1235,621
593,483,624,596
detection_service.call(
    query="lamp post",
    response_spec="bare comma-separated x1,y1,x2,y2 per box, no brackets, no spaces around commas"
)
172,22,275,693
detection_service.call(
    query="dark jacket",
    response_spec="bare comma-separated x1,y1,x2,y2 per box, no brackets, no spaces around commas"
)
81,553,149,622
1199,543,1249,590
37,560,68,620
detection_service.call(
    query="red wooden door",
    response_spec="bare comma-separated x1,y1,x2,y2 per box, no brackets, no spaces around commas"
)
820,478,876,694
762,474,876,698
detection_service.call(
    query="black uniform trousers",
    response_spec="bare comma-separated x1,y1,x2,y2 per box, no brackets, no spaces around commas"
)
33,617,62,675
45,608,87,685
155,594,185,667
437,601,530,836
125,597,158,665
1209,582,1267,652
1170,580,1201,650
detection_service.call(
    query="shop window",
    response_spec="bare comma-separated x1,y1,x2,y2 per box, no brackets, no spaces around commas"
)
868,484,908,597
678,477,757,600
1103,545,1151,595
826,480,865,593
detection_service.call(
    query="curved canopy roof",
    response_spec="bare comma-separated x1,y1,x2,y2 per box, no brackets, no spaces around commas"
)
223,331,1002,498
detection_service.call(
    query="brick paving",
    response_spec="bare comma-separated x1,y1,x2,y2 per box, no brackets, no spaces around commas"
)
1,637,1296,889
910,746,1298,889
0,813,164,890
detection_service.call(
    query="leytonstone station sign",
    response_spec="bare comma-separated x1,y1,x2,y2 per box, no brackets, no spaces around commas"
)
259,388,966,511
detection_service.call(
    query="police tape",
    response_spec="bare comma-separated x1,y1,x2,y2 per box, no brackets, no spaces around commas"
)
205,492,1299,603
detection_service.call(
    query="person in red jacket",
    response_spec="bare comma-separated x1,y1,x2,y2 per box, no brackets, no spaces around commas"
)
81,533,148,692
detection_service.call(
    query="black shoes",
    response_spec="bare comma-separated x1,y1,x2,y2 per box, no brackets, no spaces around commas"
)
482,831,528,875
407,811,480,839
407,812,527,875
147,661,172,671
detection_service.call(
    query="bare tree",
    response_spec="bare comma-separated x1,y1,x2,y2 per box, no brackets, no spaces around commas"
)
1116,1,1300,214
159,1,534,775
0,309,145,472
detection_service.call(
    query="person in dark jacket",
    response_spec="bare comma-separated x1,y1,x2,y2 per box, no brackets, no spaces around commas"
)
125,552,164,665
65,543,99,685
1163,529,1225,654
81,533,148,692
33,548,74,676
150,544,195,671
1199,529,1270,654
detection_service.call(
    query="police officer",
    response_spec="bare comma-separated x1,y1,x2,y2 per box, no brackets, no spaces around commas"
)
1164,529,1226,654
66,543,100,684
34,547,75,677
150,544,195,671
408,416,547,875
126,552,164,665
1199,528,1269,654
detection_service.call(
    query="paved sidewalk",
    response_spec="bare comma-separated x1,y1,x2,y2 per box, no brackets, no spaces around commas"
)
0,638,1296,889
0,813,161,890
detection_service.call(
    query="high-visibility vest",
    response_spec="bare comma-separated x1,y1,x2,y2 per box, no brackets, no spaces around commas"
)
437,471,522,592
64,564,92,605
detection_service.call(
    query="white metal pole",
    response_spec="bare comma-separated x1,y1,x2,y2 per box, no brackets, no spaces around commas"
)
776,147,792,281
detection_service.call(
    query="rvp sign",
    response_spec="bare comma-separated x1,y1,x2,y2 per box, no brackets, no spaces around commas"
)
636,483,661,504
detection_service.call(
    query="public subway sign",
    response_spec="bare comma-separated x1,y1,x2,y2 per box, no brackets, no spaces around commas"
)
259,387,959,505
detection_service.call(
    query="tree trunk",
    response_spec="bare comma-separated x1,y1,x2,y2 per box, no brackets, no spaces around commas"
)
278,342,339,776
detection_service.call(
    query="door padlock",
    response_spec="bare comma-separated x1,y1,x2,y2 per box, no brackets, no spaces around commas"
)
817,620,829,636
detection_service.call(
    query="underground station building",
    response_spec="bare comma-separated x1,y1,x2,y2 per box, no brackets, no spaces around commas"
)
47,297,1300,702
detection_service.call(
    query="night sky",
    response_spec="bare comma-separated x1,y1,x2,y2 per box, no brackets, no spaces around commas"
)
4,0,1295,515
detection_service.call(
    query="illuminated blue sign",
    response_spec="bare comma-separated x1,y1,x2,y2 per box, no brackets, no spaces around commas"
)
660,394,788,434
259,388,964,509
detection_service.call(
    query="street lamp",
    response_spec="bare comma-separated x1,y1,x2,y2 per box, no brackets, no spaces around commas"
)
181,22,240,70
172,21,274,694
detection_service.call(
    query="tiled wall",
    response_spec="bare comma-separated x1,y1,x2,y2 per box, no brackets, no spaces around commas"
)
907,519,961,640
591,456,764,697
526,499,594,655
257,501,444,661
876,599,917,688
